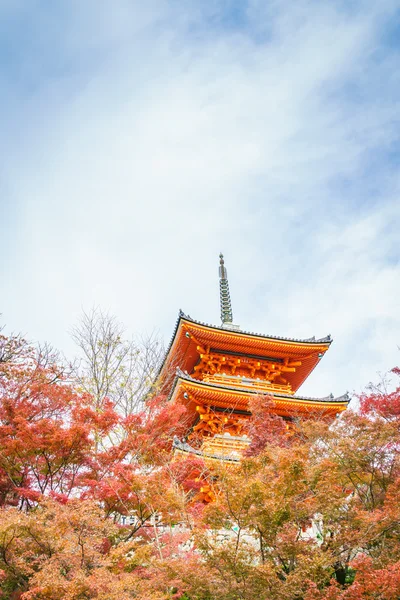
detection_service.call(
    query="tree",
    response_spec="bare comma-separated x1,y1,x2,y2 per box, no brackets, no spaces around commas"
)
0,327,195,598
158,380,400,600
71,308,165,417
0,323,191,513
0,329,120,509
0,498,149,600
2,315,400,600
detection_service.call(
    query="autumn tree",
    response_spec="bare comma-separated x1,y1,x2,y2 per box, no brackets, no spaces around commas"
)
0,498,172,600
0,325,195,598
2,317,400,600
160,374,400,600
0,327,121,509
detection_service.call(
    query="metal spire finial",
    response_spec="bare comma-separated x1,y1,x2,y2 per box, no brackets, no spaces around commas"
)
219,253,234,326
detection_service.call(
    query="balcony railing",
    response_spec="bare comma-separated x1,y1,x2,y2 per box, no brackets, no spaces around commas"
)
201,373,293,395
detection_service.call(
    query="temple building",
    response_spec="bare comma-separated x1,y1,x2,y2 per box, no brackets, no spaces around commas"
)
158,254,349,469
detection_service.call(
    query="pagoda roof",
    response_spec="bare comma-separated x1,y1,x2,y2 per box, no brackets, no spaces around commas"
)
174,310,332,346
158,311,333,394
172,436,241,463
169,371,349,419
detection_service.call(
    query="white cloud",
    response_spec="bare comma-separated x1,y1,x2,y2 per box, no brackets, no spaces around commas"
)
1,0,399,399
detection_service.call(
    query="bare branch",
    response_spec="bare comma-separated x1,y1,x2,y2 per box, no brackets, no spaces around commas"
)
71,308,165,417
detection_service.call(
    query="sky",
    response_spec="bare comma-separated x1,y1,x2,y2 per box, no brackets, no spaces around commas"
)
1,0,400,399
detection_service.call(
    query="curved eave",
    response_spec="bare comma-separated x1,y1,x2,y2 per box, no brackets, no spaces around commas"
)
158,312,332,393
174,445,241,464
170,375,349,417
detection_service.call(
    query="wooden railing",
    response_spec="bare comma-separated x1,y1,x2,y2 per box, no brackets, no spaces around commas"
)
201,373,293,395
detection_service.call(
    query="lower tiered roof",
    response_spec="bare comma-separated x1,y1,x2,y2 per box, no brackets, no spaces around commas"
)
170,371,349,421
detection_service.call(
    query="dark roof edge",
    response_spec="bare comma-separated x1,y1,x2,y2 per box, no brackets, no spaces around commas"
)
156,310,185,381
179,311,333,345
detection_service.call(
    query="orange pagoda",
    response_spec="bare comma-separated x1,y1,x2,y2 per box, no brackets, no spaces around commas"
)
158,254,349,465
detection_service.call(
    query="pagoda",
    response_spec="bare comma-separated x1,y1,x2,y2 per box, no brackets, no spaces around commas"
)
158,254,349,466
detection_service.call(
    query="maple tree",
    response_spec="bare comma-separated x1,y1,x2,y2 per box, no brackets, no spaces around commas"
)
163,371,400,600
0,326,192,598
1,332,83,507
1,324,400,600
0,324,189,503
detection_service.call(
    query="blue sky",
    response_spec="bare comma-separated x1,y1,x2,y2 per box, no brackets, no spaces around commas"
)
1,0,400,398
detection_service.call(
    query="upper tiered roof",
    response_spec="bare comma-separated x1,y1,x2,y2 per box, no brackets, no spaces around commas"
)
158,311,332,394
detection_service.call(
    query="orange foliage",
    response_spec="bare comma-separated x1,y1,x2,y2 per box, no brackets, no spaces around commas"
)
1,329,400,599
